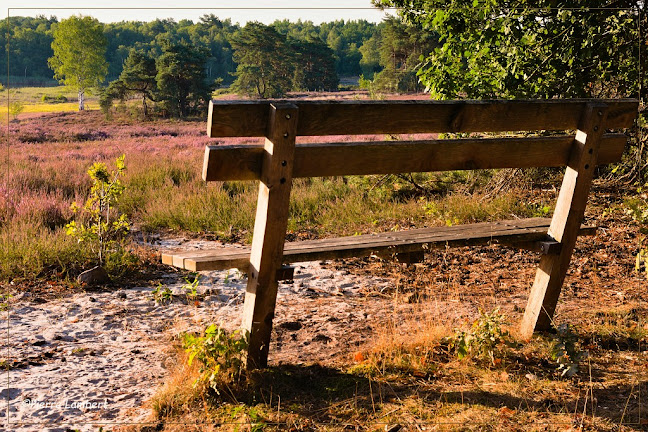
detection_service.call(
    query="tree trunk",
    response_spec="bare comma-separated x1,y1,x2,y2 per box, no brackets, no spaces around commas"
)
78,89,85,111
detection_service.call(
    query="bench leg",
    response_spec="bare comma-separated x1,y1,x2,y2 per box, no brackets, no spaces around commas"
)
241,103,298,369
520,104,608,339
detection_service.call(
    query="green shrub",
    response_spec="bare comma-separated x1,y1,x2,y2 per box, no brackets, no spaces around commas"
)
41,94,68,103
449,308,514,365
182,324,249,397
9,101,24,120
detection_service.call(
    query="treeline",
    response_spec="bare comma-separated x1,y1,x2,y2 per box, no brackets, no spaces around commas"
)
1,15,426,87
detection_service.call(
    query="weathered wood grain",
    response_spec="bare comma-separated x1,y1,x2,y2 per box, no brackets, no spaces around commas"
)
521,104,608,339
161,219,596,272
241,103,298,369
207,99,638,137
203,134,627,182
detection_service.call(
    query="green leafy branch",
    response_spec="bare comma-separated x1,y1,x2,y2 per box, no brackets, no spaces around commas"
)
449,308,514,365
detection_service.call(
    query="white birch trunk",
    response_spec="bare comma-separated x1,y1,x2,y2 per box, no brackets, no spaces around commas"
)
78,89,85,111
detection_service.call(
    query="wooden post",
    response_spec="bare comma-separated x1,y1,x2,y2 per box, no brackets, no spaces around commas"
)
520,103,609,339
242,103,298,369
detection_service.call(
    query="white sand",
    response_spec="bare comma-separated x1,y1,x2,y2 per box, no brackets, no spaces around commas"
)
1,237,396,432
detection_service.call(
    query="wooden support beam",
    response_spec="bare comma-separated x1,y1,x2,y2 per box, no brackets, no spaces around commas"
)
276,265,295,282
207,99,638,137
202,134,627,182
520,103,609,339
241,103,298,369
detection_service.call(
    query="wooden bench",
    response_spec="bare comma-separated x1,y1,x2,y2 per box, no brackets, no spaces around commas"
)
163,98,638,369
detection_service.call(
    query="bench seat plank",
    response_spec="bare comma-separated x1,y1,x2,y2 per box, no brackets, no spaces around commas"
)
162,218,596,272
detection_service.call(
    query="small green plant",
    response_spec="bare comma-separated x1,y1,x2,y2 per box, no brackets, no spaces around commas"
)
550,323,582,378
626,189,648,276
182,324,248,396
0,293,12,312
449,308,513,365
183,274,200,300
151,282,173,304
9,101,24,120
66,154,130,266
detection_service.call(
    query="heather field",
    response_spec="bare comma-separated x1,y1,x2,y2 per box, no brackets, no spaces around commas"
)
2,104,539,282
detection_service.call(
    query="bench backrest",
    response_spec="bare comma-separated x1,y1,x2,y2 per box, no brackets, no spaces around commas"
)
203,99,638,182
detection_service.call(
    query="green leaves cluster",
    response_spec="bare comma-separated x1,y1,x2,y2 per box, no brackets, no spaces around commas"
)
48,15,108,110
373,0,642,101
66,155,130,265
183,324,249,395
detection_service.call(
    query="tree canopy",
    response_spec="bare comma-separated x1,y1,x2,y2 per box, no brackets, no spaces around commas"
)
155,39,217,117
230,22,295,98
104,49,157,115
3,15,382,88
372,1,644,101
48,15,108,110
360,17,439,93
230,22,339,98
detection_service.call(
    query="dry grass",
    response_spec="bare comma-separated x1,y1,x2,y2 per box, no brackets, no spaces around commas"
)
148,349,204,420
137,291,645,431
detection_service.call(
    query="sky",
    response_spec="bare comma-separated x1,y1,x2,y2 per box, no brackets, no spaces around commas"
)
7,0,392,24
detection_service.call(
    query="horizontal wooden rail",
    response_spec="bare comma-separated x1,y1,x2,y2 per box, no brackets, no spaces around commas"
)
203,133,627,181
207,99,638,137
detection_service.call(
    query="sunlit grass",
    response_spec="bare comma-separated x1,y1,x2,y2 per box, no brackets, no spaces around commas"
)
20,102,100,113
2,85,99,115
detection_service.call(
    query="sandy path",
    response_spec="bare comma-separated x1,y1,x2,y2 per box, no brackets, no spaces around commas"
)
1,237,400,432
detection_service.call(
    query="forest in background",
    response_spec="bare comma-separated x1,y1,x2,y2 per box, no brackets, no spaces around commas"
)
1,14,431,92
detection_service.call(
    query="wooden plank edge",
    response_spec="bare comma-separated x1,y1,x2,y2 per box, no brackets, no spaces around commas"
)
162,225,597,270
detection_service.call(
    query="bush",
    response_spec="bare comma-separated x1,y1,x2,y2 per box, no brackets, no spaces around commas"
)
41,94,68,103
182,324,249,398
9,101,24,120
449,308,514,365
66,155,130,266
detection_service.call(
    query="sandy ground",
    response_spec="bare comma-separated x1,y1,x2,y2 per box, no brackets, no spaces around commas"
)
1,236,406,432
